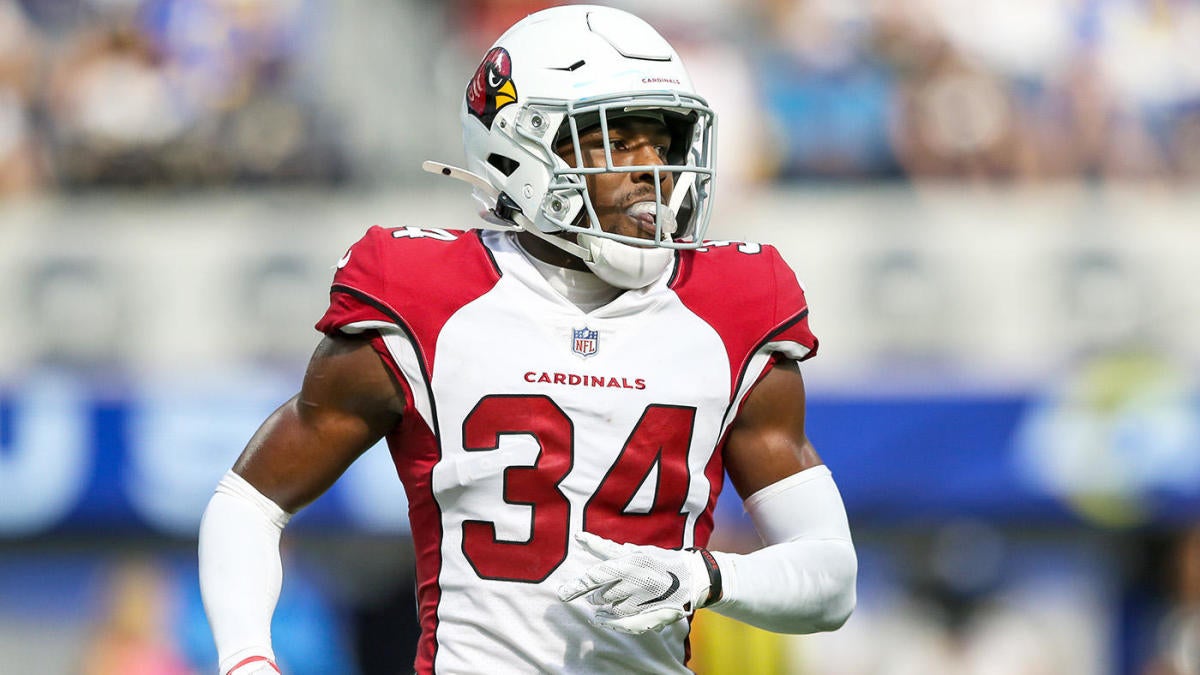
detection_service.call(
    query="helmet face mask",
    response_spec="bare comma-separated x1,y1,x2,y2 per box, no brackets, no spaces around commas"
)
536,93,716,248
458,6,718,255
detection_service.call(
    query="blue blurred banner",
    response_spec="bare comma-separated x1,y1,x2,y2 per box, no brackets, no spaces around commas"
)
811,394,1197,526
0,370,410,539
2,366,1197,539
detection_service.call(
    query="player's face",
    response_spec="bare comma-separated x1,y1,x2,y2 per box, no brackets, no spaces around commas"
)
555,118,675,242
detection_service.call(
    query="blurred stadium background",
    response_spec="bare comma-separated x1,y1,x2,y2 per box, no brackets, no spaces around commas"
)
1,0,1199,673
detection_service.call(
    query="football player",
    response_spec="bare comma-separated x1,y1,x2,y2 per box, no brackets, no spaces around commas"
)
199,5,856,674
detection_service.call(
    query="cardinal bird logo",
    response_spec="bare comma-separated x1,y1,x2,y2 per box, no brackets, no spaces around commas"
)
467,47,518,129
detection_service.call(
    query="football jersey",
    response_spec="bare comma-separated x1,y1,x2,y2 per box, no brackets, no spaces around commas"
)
316,227,818,674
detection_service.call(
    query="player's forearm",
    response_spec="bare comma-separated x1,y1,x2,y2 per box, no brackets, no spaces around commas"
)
708,465,857,633
199,471,291,673
709,539,856,632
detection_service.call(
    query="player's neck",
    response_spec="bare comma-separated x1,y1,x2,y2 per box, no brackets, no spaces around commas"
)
512,233,621,312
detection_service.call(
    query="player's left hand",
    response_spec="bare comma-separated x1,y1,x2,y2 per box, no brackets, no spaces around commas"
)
557,531,712,634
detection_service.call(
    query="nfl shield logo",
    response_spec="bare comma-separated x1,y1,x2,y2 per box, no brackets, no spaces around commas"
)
572,327,599,357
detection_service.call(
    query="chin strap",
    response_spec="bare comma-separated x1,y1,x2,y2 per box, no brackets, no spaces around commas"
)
519,224,594,262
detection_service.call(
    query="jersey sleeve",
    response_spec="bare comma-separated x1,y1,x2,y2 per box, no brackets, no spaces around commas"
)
764,244,819,362
315,225,400,336
314,226,502,384
670,241,819,400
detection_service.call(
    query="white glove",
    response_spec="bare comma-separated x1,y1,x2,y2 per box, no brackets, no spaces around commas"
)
557,532,716,634
226,656,280,674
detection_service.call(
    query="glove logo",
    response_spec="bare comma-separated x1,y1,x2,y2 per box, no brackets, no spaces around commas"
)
558,532,698,634
637,571,680,606
467,47,518,130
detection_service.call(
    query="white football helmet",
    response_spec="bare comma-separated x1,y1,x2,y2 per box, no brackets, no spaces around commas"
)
426,5,717,287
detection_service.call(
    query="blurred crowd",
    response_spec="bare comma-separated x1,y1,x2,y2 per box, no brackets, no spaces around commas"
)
3,0,1200,196
0,0,345,194
738,0,1200,183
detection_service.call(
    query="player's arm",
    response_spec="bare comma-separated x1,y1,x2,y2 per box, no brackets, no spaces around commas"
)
559,360,856,635
199,334,404,675
708,358,857,632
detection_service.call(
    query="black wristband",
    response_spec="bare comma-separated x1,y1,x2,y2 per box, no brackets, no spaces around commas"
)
687,547,723,607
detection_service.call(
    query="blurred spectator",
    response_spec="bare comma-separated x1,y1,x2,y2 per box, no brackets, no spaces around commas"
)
752,0,900,179
137,0,346,184
27,0,343,188
79,558,196,675
45,11,187,186
1143,527,1200,675
0,0,50,195
886,26,1025,181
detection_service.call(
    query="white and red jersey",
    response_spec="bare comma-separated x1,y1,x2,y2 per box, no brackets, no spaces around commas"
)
316,227,817,674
